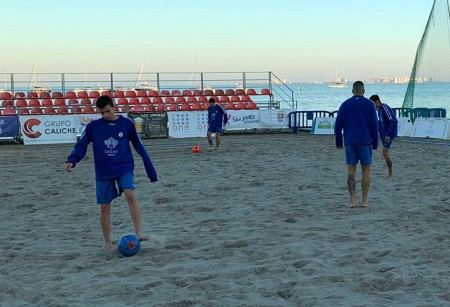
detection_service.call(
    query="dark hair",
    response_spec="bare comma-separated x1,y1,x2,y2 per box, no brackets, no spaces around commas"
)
208,98,215,103
369,94,380,102
96,95,114,108
352,81,365,94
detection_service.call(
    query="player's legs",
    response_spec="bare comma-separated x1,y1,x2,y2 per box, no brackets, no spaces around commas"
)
347,164,357,208
207,131,213,147
383,146,393,177
215,132,221,148
99,204,112,251
361,165,371,207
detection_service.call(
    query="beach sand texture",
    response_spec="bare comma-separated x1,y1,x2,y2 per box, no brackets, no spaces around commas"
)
1,132,449,306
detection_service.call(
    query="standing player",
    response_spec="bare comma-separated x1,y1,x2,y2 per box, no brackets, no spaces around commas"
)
207,97,228,149
369,94,398,178
335,81,378,208
65,95,158,251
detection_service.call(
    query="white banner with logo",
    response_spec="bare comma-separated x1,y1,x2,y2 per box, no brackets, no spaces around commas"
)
20,115,78,145
259,109,293,128
226,110,261,129
412,118,448,139
310,117,336,135
167,111,209,138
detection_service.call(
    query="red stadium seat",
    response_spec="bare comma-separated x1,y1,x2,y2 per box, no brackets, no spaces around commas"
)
198,96,208,103
157,103,167,112
54,98,66,106
56,106,69,114
191,102,203,111
65,91,77,99
125,90,136,98
204,89,214,96
28,99,41,107
165,97,175,104
149,90,158,97
246,88,257,95
136,90,148,97
241,95,252,102
39,92,51,98
52,91,64,98
117,98,128,105
160,90,170,96
171,90,181,96
43,106,56,115
16,99,28,107
247,101,259,110
153,97,163,104
1,92,12,100
215,89,225,96
235,89,245,95
2,107,16,115
72,105,82,114
80,98,92,105
41,98,53,107
19,107,30,115
182,89,193,96
89,91,100,98
230,95,240,102
226,102,237,110
193,89,203,96
14,92,25,99
27,92,38,99
131,104,144,112
113,91,125,98
176,97,186,103
129,97,140,105
168,104,177,111
2,100,13,107
101,90,111,97
68,99,79,105
187,96,198,103
144,104,156,112
225,89,235,96
83,105,95,113
219,96,230,103
236,102,247,109
30,106,43,114
77,91,89,98
141,97,151,104
179,103,191,111
261,88,271,95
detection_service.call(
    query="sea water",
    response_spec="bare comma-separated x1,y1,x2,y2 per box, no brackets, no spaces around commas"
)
286,82,449,115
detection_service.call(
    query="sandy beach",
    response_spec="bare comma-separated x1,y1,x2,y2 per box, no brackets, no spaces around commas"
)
1,132,449,306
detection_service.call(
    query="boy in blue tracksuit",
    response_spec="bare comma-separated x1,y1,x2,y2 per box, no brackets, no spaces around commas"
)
207,98,228,149
335,81,378,208
65,95,157,251
370,94,398,178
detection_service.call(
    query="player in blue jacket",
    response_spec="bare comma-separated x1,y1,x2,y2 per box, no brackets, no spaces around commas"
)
370,94,398,178
335,81,378,208
65,95,157,251
207,98,228,149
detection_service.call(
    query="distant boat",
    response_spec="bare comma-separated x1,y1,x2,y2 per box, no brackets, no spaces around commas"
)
28,63,51,94
134,61,156,91
328,67,347,88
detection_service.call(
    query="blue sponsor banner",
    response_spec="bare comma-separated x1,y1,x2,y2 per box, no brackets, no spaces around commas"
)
0,116,20,138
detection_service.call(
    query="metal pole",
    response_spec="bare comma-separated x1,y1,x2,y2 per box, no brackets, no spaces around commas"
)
243,72,246,90
61,73,65,94
201,73,204,91
10,73,14,94
110,73,114,93
157,73,160,91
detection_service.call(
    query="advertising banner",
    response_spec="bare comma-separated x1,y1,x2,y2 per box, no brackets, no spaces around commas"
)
20,115,77,145
167,111,208,138
259,109,293,129
412,118,448,139
310,117,336,135
0,116,20,138
226,110,261,129
128,112,168,138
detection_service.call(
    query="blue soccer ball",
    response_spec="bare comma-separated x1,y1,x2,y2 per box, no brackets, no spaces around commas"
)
118,235,141,257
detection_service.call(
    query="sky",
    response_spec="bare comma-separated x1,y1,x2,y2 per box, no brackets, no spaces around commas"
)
0,0,433,83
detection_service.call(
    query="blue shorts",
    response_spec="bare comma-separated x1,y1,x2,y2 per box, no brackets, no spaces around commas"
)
208,124,223,133
380,133,394,149
345,144,372,166
96,173,135,205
